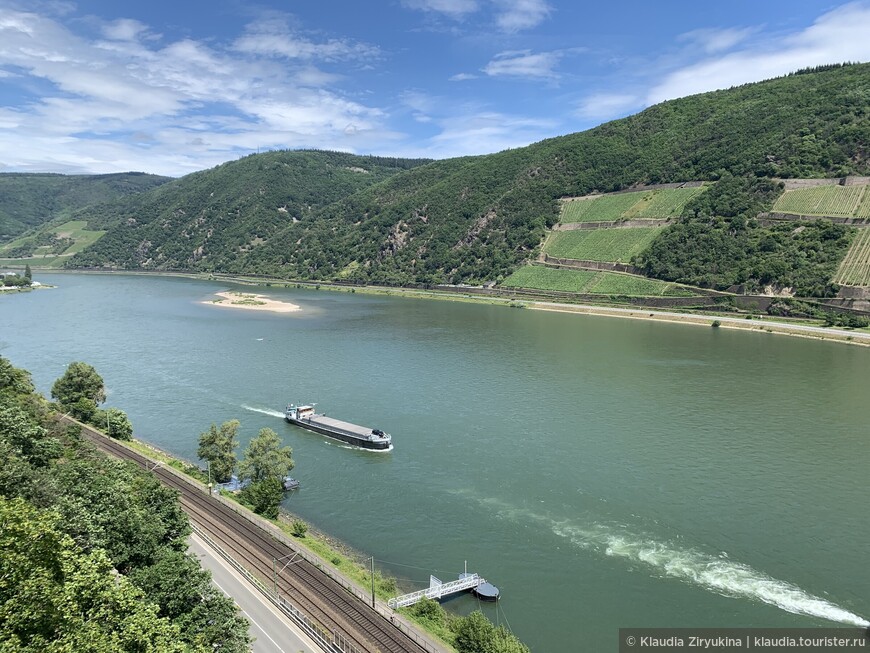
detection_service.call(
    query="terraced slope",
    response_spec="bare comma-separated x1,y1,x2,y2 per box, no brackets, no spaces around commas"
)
834,229,870,286
772,185,868,217
559,186,707,223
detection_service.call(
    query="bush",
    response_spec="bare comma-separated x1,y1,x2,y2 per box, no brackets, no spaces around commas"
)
711,320,721,328
291,519,308,538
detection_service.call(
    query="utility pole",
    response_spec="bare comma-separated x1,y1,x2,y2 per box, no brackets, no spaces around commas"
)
273,557,278,596
370,556,376,609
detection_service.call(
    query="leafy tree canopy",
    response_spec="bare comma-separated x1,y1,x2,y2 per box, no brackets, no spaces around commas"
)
238,427,294,485
197,420,239,484
0,496,187,653
51,362,106,415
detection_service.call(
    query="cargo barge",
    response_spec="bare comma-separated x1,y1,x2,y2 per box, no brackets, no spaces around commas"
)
284,404,392,451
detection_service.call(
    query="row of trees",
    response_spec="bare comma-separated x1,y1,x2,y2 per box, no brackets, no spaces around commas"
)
0,355,251,651
198,419,295,519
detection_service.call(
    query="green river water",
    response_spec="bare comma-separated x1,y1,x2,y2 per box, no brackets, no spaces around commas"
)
2,273,868,651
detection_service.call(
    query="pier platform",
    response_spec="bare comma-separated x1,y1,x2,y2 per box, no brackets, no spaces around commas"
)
388,571,499,609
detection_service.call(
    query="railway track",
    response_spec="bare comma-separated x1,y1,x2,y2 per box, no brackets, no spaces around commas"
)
73,422,428,653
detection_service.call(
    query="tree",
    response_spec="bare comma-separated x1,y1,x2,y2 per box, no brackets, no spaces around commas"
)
0,496,187,653
105,408,134,440
24,264,32,282
128,548,251,652
454,611,495,653
0,356,35,397
239,476,283,519
197,420,239,484
51,362,106,419
238,428,293,484
452,611,530,653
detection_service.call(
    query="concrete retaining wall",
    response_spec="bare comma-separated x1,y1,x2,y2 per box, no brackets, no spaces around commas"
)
554,219,671,231
543,255,644,275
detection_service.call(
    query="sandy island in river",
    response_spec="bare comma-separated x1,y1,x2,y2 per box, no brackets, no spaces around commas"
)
205,291,301,313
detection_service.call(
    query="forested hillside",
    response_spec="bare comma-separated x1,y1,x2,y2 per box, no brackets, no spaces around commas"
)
70,150,429,271
67,64,870,286
0,172,170,241
0,356,250,652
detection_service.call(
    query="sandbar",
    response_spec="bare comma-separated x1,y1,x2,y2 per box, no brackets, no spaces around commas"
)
205,291,301,313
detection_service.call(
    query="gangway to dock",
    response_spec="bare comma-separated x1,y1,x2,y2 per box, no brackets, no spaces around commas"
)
388,573,486,609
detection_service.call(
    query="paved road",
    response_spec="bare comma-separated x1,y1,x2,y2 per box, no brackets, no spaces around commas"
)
188,533,324,653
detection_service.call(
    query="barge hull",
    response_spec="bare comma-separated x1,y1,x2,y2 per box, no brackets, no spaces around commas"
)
285,416,391,450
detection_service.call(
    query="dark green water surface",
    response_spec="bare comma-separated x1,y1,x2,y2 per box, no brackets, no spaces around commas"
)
2,273,868,651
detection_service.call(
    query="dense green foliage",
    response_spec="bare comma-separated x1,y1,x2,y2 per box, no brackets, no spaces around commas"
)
237,427,295,518
0,496,188,653
2,273,30,287
198,420,239,483
69,150,429,271
638,176,852,294
93,407,134,440
402,600,529,653
0,172,169,242
238,427,294,484
0,356,251,651
67,65,870,286
51,361,106,420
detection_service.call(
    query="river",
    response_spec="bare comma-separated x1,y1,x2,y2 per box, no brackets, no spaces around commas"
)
2,272,868,651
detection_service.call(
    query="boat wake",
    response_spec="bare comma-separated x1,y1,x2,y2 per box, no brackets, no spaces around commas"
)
460,493,869,627
241,404,285,419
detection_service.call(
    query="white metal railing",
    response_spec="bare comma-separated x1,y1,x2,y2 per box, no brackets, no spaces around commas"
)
388,574,483,609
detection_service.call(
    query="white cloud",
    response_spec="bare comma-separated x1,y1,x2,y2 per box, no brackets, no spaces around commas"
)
101,18,148,41
678,26,756,54
648,2,870,105
483,49,561,79
232,17,380,62
491,0,551,33
425,110,556,157
449,72,478,81
402,0,550,32
0,7,394,176
575,93,638,121
400,0,479,19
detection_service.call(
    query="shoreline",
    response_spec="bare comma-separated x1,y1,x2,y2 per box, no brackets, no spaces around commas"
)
31,268,870,346
527,301,870,346
205,290,301,313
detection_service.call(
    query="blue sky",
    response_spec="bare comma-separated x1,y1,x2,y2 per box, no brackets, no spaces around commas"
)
1,0,869,177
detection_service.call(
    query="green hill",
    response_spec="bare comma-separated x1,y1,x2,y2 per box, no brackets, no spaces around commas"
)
69,150,430,272
0,172,171,242
67,64,870,291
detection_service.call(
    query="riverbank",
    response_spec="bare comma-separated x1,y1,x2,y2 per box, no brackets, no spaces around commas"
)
528,301,870,346
32,268,870,346
205,290,301,313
